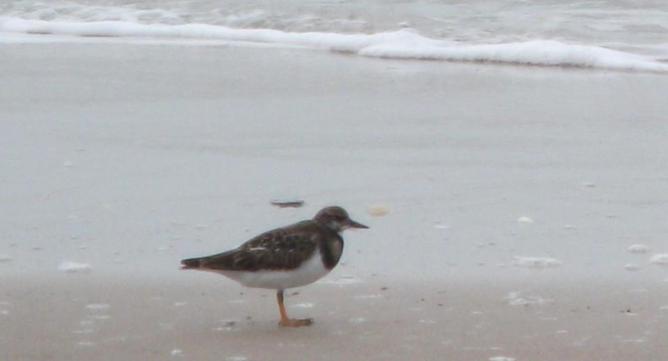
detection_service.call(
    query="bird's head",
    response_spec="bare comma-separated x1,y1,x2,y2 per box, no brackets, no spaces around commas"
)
314,206,368,233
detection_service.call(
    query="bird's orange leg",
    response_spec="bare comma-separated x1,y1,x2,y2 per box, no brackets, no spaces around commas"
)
277,290,313,327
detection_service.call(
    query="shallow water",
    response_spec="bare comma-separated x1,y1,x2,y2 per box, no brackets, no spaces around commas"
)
1,43,667,282
2,0,667,50
1,0,668,70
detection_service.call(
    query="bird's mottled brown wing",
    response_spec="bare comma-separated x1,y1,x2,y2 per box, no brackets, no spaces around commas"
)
199,221,320,271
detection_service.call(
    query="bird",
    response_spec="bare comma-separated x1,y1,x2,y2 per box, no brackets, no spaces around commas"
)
181,206,368,327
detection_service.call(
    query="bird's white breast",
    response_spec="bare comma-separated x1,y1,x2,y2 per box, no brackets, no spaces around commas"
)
218,250,331,290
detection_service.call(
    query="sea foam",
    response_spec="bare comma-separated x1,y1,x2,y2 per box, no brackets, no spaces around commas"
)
512,256,562,269
627,244,651,254
505,291,552,306
1,17,667,73
650,254,668,266
58,261,92,273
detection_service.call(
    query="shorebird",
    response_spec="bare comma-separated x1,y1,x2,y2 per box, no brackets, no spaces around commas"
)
181,206,368,327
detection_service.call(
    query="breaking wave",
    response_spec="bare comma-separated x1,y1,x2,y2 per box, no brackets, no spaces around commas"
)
1,16,667,73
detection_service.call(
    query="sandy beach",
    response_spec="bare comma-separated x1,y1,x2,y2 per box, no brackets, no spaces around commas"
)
3,275,667,361
1,41,668,360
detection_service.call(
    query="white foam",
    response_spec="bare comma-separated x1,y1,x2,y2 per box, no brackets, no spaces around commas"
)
649,254,668,266
623,264,640,272
1,17,667,72
490,357,516,361
58,261,92,273
320,275,362,286
353,294,383,300
505,291,552,306
85,303,110,310
512,256,562,269
348,317,367,324
621,338,646,344
291,302,315,309
517,216,534,224
627,244,650,254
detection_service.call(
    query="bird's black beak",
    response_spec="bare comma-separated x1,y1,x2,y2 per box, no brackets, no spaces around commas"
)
346,219,369,229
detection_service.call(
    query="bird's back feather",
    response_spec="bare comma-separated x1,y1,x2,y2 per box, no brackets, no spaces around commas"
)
180,220,329,272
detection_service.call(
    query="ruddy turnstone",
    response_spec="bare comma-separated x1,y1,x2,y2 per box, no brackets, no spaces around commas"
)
181,206,368,327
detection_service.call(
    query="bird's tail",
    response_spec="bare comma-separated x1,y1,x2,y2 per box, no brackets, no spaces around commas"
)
180,257,204,269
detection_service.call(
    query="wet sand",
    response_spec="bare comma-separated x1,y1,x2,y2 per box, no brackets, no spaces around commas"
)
2,274,667,361
1,40,668,360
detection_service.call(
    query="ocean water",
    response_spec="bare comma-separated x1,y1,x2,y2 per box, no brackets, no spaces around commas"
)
1,0,667,71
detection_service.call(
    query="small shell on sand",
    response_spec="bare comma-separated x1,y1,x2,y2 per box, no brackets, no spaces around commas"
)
517,216,534,224
490,357,516,361
505,291,552,306
627,244,650,254
649,254,668,266
321,276,362,286
512,256,562,269
58,261,92,274
85,303,110,310
367,205,390,217
291,302,315,309
353,294,383,300
348,317,366,324
624,264,640,271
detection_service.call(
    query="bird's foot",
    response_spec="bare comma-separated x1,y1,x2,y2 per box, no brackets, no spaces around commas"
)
279,318,313,328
